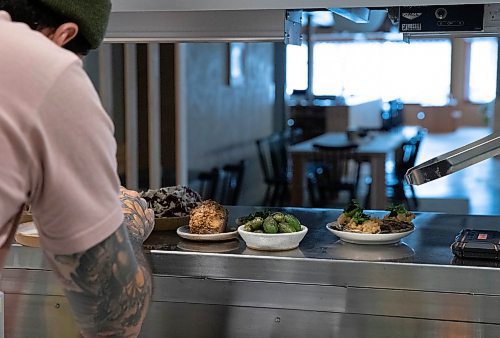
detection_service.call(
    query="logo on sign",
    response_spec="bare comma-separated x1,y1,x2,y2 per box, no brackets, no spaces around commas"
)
401,23,422,31
402,12,422,20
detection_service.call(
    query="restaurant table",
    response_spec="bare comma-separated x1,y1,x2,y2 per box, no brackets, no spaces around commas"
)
289,127,420,209
4,206,500,337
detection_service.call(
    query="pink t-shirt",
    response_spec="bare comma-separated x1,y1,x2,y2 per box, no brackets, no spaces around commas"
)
0,12,123,256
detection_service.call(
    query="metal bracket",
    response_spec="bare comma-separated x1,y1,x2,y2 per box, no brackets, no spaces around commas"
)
284,10,303,45
328,8,371,23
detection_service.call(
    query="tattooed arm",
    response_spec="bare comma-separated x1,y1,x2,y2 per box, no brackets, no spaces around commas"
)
44,188,154,338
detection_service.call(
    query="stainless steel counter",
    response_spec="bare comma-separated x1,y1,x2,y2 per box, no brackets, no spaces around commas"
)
3,206,500,337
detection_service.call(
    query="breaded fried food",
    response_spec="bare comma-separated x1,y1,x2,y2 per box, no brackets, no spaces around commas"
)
189,200,228,234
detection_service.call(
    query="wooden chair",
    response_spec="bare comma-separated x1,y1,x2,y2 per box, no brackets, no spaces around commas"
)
197,167,220,200
306,143,360,208
219,160,246,205
388,129,426,209
256,132,290,206
364,129,426,210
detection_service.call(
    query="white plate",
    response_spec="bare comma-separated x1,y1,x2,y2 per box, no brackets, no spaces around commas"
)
15,222,40,248
237,225,308,251
176,225,239,242
326,222,414,245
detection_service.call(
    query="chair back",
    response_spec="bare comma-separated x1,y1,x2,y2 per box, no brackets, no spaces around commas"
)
219,160,246,205
307,143,359,207
395,130,426,181
256,137,273,184
197,167,220,200
256,132,289,184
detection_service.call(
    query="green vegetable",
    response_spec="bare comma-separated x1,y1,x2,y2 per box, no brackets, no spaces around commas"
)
236,210,272,225
242,224,253,232
284,214,302,231
386,204,408,217
351,210,370,225
343,199,363,218
278,222,296,233
263,216,279,233
249,217,264,231
272,212,285,223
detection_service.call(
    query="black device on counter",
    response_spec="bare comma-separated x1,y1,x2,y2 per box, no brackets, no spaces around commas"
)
451,229,500,260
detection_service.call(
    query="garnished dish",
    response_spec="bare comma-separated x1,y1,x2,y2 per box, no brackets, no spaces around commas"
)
336,200,383,234
237,211,308,251
140,185,202,231
177,200,238,241
381,204,416,233
327,200,415,245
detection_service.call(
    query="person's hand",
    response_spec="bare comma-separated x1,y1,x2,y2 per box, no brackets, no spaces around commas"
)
119,186,154,244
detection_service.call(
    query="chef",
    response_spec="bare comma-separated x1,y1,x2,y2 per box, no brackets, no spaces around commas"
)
0,1,153,337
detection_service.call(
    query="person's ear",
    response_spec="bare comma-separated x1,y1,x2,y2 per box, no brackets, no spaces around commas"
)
43,23,79,47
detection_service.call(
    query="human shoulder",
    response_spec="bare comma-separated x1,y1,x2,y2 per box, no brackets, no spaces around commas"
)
0,13,80,106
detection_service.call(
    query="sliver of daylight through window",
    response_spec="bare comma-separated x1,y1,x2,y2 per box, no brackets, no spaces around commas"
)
286,43,308,94
286,39,452,106
468,37,498,104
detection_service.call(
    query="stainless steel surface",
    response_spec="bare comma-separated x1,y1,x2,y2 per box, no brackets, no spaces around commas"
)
329,7,371,23
4,294,79,338
284,10,303,45
139,302,500,338
406,132,500,185
106,2,500,44
106,10,290,43
5,207,500,337
111,0,500,12
145,275,500,324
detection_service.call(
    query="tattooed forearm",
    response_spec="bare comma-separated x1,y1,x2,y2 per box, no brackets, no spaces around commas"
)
119,186,154,245
46,224,152,338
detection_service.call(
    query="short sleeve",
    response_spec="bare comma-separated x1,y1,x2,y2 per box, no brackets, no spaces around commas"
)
30,61,123,255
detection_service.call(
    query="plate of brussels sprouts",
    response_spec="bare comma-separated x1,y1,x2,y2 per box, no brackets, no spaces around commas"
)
237,211,308,251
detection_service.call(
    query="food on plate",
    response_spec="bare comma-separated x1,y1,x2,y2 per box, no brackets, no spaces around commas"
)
333,200,414,234
336,200,381,234
384,204,416,223
380,204,415,233
236,210,272,226
336,199,363,227
379,218,414,234
239,211,304,234
139,185,202,218
188,200,228,234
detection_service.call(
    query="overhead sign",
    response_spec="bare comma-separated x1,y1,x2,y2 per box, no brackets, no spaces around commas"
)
399,5,484,32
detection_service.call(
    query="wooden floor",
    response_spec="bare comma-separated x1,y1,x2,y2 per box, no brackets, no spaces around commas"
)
413,127,500,216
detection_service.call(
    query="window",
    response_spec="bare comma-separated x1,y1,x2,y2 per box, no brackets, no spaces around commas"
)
287,39,452,106
467,38,498,104
285,44,308,94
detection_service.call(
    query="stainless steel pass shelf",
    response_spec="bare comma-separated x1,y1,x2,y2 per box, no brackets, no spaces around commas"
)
4,206,500,337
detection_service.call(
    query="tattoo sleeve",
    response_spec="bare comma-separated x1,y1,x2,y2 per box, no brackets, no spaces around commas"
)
45,187,154,337
45,224,152,338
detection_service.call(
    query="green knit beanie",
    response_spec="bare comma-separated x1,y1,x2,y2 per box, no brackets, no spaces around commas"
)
38,0,112,49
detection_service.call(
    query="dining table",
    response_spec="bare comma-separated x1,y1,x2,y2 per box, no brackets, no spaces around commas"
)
289,126,421,210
